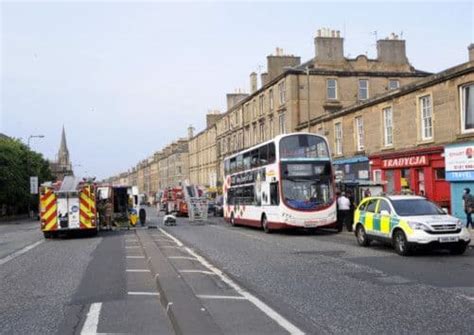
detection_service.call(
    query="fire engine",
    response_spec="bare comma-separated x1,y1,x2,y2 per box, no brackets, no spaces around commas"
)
161,187,188,216
39,176,98,238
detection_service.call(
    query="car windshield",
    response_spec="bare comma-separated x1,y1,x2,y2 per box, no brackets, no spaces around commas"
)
281,162,333,210
391,199,446,216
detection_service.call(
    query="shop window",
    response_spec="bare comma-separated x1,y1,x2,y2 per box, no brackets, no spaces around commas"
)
461,83,474,132
435,168,446,180
373,170,382,183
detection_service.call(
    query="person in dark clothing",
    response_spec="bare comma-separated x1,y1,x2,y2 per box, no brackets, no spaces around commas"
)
463,188,474,228
346,190,355,232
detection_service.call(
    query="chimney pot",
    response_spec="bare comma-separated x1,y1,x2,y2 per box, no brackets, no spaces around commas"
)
468,44,474,62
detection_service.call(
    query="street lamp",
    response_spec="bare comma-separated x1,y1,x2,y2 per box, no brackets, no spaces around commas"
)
27,134,45,218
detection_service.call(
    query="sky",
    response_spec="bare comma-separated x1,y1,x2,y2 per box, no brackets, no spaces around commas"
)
1,1,473,180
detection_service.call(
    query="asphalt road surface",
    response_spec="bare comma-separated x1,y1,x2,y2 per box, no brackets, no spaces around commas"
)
1,211,473,334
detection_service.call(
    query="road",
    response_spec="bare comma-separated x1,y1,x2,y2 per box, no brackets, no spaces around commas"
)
0,211,473,334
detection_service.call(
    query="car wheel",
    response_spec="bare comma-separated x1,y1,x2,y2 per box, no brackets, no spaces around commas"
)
393,230,411,256
355,224,370,246
449,242,468,255
230,212,236,226
262,215,271,234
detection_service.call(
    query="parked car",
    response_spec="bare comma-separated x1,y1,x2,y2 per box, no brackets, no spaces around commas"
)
353,195,471,256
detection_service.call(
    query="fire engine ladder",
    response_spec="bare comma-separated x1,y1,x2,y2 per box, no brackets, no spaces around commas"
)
183,184,208,222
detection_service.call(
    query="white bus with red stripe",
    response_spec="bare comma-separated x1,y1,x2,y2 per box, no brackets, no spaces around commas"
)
223,133,337,233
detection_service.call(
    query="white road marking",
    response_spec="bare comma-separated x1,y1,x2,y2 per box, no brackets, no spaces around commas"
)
161,230,304,335
125,246,140,249
167,256,197,260
0,240,44,266
159,228,183,246
128,291,160,296
81,302,102,335
197,294,247,300
126,256,145,259
460,294,474,302
126,269,150,272
159,245,181,249
179,269,216,275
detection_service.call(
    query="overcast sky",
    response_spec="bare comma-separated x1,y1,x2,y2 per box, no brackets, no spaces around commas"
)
1,1,473,180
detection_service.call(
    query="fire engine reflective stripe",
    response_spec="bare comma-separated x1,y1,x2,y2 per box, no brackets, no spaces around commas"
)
80,193,94,208
44,210,58,231
398,219,414,236
79,187,95,228
43,202,57,222
380,215,391,234
365,212,374,231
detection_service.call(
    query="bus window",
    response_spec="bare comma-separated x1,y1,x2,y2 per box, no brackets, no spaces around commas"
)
280,134,329,159
224,159,230,175
230,157,236,174
270,182,279,205
259,145,268,165
236,155,243,172
250,150,259,168
243,152,251,170
268,143,276,164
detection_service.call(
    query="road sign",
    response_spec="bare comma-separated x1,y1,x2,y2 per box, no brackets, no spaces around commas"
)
30,176,38,194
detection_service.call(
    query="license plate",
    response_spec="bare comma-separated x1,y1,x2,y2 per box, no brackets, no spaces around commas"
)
439,236,459,243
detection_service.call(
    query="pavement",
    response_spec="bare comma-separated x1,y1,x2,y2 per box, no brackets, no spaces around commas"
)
0,208,473,334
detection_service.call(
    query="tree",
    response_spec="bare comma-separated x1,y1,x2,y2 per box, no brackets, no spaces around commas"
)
0,137,53,216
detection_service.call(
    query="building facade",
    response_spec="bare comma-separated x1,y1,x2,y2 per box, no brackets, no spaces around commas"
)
213,30,430,184
299,55,474,213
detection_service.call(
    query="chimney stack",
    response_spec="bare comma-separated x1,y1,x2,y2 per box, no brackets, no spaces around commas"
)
267,48,301,82
187,125,194,139
226,93,248,110
206,110,221,128
250,72,258,94
314,28,344,62
376,34,408,65
260,72,269,87
469,44,474,62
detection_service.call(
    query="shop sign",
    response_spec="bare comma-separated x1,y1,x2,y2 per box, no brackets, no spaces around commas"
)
446,171,474,181
445,144,474,171
382,155,428,169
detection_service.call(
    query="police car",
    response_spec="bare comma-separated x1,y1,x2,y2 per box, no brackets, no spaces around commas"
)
353,195,471,256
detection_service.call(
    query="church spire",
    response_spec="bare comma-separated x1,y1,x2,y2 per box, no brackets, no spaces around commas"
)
58,125,70,165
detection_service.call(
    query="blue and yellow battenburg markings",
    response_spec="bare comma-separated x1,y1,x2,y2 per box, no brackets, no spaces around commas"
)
355,198,413,236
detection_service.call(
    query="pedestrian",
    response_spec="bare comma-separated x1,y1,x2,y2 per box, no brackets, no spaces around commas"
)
463,188,474,228
337,192,351,232
346,190,355,232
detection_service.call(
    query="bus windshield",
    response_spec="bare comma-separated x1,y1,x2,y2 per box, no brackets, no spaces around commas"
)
280,134,329,159
281,161,333,210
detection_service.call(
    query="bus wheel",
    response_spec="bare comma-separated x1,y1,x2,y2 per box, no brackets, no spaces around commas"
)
262,215,271,234
230,213,236,226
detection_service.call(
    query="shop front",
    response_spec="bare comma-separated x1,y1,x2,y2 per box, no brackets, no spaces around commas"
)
333,156,383,204
369,146,450,210
444,142,474,220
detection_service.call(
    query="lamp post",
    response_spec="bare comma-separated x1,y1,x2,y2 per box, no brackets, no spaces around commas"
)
27,134,45,218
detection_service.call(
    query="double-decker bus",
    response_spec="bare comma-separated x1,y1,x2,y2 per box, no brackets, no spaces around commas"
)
223,133,337,233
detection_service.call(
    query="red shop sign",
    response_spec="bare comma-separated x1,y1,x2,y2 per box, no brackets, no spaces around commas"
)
382,155,429,169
